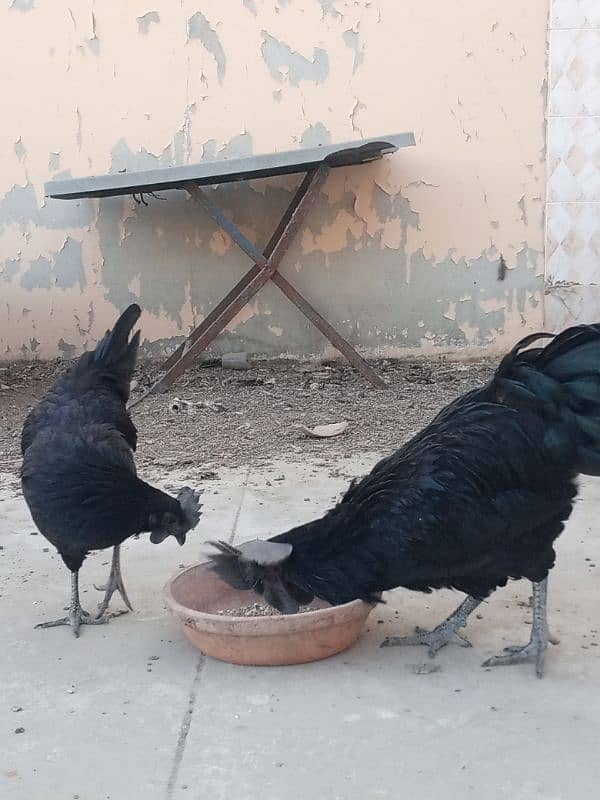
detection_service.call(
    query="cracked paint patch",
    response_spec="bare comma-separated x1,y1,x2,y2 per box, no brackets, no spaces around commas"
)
137,11,160,34
343,29,364,74
57,338,77,358
1,258,20,283
48,152,61,172
300,123,331,148
261,32,329,86
188,12,226,86
243,0,257,15
319,0,341,19
14,138,26,162
10,0,34,11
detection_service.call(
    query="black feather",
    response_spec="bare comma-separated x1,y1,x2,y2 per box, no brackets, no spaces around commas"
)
21,305,201,579
209,322,600,622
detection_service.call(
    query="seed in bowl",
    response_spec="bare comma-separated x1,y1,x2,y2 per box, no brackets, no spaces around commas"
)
217,602,312,617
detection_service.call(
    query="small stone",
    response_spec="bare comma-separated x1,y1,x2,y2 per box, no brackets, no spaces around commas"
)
14,727,25,734
149,655,159,661
11,706,23,713
408,663,441,675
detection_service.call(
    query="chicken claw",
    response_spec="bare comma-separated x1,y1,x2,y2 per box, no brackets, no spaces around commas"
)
481,579,558,678
95,545,133,618
381,596,481,658
35,572,110,638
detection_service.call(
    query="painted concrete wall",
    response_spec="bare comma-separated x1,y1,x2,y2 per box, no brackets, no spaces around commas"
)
1,1,549,361
545,0,600,329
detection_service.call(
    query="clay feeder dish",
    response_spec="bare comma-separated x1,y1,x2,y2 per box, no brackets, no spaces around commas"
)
163,561,374,666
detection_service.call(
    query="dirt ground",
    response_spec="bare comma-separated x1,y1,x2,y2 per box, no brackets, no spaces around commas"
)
0,356,494,480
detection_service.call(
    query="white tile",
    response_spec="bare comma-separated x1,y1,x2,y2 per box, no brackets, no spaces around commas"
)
546,284,600,329
547,117,600,201
549,30,600,115
546,202,600,283
552,0,600,29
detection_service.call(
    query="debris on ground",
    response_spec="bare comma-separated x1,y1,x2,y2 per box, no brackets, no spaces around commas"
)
169,397,227,414
0,357,494,473
300,421,349,439
408,663,443,675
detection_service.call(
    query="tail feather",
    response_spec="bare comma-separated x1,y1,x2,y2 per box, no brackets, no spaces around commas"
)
73,304,141,401
495,322,600,477
94,304,141,366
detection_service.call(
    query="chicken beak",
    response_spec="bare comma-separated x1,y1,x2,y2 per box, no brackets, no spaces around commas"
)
176,532,187,546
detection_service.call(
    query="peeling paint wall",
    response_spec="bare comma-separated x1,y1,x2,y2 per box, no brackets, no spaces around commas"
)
545,0,600,330
0,1,548,361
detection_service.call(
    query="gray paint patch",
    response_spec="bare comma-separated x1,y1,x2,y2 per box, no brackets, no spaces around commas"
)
21,257,52,290
261,33,329,86
110,138,174,172
343,29,364,73
320,0,341,18
0,184,39,228
2,258,20,283
219,132,253,159
201,139,218,161
48,152,61,172
137,11,160,34
188,12,226,85
243,0,257,14
42,197,95,230
87,37,100,57
14,138,26,162
57,339,77,359
300,123,331,149
53,237,86,290
97,179,296,324
10,0,34,10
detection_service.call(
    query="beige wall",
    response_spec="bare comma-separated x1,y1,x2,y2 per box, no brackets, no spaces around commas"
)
1,1,549,360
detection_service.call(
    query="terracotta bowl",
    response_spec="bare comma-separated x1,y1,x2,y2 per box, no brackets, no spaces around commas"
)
163,561,374,666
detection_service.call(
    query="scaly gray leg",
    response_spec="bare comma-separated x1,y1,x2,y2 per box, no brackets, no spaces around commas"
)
95,545,133,618
35,571,108,638
381,595,482,657
482,578,559,678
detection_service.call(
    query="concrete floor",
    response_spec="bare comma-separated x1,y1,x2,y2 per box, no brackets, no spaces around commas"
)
1,456,600,800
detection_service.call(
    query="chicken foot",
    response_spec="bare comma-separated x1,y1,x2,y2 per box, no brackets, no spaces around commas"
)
481,578,559,678
35,571,108,638
94,545,133,618
380,595,482,657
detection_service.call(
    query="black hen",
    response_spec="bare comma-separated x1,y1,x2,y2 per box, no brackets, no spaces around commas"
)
210,323,600,676
21,304,202,636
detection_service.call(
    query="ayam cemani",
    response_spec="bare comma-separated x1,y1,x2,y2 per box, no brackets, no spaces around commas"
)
211,322,600,677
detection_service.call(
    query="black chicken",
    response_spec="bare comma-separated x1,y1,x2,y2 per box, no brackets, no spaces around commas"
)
210,323,600,676
21,304,202,636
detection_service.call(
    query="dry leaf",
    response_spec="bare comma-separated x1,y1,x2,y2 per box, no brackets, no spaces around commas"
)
300,421,349,439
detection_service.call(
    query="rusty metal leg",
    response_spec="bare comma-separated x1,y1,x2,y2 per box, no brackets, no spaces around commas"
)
129,167,329,406
271,272,387,389
160,173,318,373
160,264,262,372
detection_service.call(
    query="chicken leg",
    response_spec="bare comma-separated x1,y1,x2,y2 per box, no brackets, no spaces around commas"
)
381,595,482,657
481,578,559,678
35,571,108,638
95,545,133,618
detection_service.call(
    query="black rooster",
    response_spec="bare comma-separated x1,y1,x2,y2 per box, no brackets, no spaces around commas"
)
210,323,600,676
21,304,202,636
